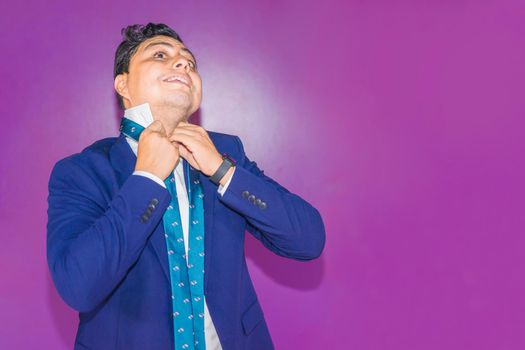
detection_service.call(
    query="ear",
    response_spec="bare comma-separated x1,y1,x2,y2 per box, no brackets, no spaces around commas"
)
114,73,131,104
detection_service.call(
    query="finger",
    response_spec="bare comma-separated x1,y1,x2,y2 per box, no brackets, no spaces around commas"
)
178,121,198,128
169,133,195,150
172,123,202,134
148,120,162,130
148,120,166,135
176,122,207,135
178,143,192,156
178,144,199,169
169,129,202,143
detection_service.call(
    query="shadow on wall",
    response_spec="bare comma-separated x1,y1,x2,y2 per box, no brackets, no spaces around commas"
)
245,231,325,290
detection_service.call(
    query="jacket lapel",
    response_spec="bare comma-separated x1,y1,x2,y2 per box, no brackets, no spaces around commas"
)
109,133,136,187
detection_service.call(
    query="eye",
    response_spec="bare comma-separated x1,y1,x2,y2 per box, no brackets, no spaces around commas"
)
188,60,196,70
153,51,167,59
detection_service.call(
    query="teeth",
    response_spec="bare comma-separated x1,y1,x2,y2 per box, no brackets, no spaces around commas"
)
165,76,188,85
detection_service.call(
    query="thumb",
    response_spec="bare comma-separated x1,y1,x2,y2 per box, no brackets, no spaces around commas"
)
148,120,166,135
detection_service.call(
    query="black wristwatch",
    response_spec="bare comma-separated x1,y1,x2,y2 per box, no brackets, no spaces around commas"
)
209,153,236,185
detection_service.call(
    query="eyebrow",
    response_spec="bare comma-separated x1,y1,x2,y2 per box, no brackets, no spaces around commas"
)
142,41,197,66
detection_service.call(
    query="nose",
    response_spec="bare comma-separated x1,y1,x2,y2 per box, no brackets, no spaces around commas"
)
173,56,191,73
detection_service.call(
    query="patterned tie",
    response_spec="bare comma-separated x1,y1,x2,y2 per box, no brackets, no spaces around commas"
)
120,117,206,350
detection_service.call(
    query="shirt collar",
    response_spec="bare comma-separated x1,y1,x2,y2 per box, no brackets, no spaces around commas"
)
123,102,154,128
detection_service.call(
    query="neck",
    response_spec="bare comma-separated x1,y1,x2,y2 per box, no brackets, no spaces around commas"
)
124,102,191,135
151,105,189,135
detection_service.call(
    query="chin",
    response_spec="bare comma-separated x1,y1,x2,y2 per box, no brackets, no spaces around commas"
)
162,95,192,110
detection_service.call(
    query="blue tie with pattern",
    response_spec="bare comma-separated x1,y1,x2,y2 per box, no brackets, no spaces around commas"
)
120,117,206,350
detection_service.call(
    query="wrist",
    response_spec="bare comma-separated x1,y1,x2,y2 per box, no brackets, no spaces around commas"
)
135,166,156,177
209,153,236,185
219,166,235,186
209,154,223,177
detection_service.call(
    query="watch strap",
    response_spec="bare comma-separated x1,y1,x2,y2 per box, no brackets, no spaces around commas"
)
209,154,235,185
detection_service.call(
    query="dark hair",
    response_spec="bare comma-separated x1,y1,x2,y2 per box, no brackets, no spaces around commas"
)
113,23,184,110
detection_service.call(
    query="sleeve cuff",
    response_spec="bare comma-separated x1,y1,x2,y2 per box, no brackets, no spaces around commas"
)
217,166,236,196
133,170,166,188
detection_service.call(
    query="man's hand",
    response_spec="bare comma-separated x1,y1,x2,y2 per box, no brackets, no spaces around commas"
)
135,120,180,180
169,121,230,182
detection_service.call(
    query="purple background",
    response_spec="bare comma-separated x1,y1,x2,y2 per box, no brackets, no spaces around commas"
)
1,1,524,349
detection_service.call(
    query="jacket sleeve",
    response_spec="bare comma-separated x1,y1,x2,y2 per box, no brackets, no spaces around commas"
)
217,136,326,261
46,157,171,312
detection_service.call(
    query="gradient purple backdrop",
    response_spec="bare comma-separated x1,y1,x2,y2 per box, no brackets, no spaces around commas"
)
1,1,524,349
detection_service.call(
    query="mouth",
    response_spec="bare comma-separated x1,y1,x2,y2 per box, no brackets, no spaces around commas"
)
162,74,191,88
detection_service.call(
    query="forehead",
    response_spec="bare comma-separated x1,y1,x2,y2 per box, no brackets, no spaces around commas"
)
137,35,195,60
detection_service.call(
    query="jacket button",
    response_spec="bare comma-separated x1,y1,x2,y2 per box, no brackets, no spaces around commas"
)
258,202,267,210
248,194,256,203
148,203,156,210
140,214,150,223
150,198,159,205
254,198,262,206
242,190,250,199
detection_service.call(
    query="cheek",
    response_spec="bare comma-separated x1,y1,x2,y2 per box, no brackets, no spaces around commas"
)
193,78,203,97
130,69,159,93
193,86,203,104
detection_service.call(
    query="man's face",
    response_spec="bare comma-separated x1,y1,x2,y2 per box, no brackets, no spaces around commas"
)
115,35,202,115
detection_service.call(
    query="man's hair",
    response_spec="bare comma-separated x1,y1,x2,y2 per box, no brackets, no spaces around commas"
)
113,23,184,110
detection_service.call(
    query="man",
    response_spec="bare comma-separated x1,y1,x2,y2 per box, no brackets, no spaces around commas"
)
47,23,325,350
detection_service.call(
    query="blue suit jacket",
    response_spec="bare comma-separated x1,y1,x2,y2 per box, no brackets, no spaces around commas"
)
47,131,326,349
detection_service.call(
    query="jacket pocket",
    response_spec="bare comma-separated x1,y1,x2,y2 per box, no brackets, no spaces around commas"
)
241,299,264,335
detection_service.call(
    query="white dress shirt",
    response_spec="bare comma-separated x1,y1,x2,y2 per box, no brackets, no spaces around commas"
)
123,103,232,350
